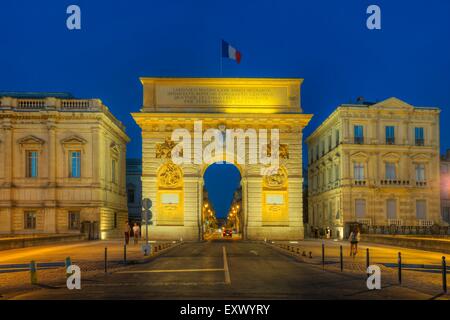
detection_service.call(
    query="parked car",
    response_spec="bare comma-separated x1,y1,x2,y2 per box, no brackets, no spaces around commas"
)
222,229,233,237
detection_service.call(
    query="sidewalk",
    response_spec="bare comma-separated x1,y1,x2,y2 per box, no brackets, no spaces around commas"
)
0,240,180,298
267,239,449,299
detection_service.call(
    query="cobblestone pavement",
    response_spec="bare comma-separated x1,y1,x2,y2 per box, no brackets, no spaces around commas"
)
0,240,179,298
268,239,449,299
7,241,443,300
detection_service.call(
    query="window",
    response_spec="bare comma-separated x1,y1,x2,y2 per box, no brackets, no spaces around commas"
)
111,159,117,183
385,126,395,145
127,188,135,203
415,127,424,146
335,130,340,146
416,200,426,220
415,164,426,181
69,151,81,178
68,211,80,230
443,207,450,224
354,125,364,144
24,211,37,229
385,162,396,180
26,151,38,178
355,199,366,218
387,199,397,219
113,212,118,229
354,162,365,180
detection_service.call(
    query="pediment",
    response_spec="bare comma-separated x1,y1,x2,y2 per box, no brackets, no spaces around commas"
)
382,152,401,162
410,153,431,162
60,135,87,145
369,97,414,111
350,151,369,160
18,135,45,145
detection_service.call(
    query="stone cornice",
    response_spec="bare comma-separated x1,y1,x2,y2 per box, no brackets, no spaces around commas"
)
132,112,313,128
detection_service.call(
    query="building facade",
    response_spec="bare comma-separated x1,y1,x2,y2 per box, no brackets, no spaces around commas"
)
126,158,142,224
441,150,450,224
0,93,129,239
306,97,441,239
133,77,312,240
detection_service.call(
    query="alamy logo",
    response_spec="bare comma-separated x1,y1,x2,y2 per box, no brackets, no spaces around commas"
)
170,121,281,176
366,5,381,30
366,265,381,290
66,265,81,290
66,5,81,30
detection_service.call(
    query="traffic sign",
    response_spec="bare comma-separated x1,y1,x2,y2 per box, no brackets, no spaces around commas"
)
142,198,152,210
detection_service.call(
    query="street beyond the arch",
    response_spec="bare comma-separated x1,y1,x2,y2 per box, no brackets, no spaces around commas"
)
1,240,447,300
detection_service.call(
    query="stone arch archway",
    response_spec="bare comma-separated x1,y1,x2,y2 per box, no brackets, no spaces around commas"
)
132,77,312,241
201,162,243,240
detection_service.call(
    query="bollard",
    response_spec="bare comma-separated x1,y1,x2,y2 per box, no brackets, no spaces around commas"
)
366,248,370,269
340,245,343,272
398,252,402,284
104,247,108,274
287,246,290,251
297,248,300,254
322,243,325,269
302,251,306,257
154,246,158,253
309,251,312,259
442,256,447,294
123,244,127,265
30,260,38,285
65,257,72,278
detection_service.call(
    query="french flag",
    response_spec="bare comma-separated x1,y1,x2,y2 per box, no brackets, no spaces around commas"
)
222,40,242,64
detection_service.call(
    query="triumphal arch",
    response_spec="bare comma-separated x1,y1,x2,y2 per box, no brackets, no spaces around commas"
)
132,78,312,240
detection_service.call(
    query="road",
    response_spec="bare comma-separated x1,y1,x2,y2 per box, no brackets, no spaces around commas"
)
9,241,436,300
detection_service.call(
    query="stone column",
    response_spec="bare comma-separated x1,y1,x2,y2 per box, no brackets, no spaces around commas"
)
47,124,57,187
91,127,102,186
241,177,248,240
3,123,12,187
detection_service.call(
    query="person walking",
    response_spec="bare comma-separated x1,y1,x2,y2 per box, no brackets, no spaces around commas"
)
132,223,140,245
348,226,361,257
124,221,131,245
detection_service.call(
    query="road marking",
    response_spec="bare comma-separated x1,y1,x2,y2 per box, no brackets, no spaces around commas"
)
116,268,223,274
250,250,258,256
223,246,231,285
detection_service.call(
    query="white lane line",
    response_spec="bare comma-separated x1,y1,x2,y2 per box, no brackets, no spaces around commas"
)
223,246,231,285
116,268,223,274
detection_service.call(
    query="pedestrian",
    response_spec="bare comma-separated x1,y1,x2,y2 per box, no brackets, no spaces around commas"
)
348,226,361,257
124,221,131,245
133,223,140,245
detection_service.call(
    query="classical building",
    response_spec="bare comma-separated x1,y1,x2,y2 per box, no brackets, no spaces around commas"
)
132,77,312,240
126,158,142,224
306,97,441,239
441,150,450,224
0,92,129,239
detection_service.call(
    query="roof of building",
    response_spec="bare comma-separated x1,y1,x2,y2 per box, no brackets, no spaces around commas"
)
0,92,75,99
306,97,440,144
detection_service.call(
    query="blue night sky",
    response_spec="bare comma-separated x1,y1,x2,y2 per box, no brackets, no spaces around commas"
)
1,0,449,217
